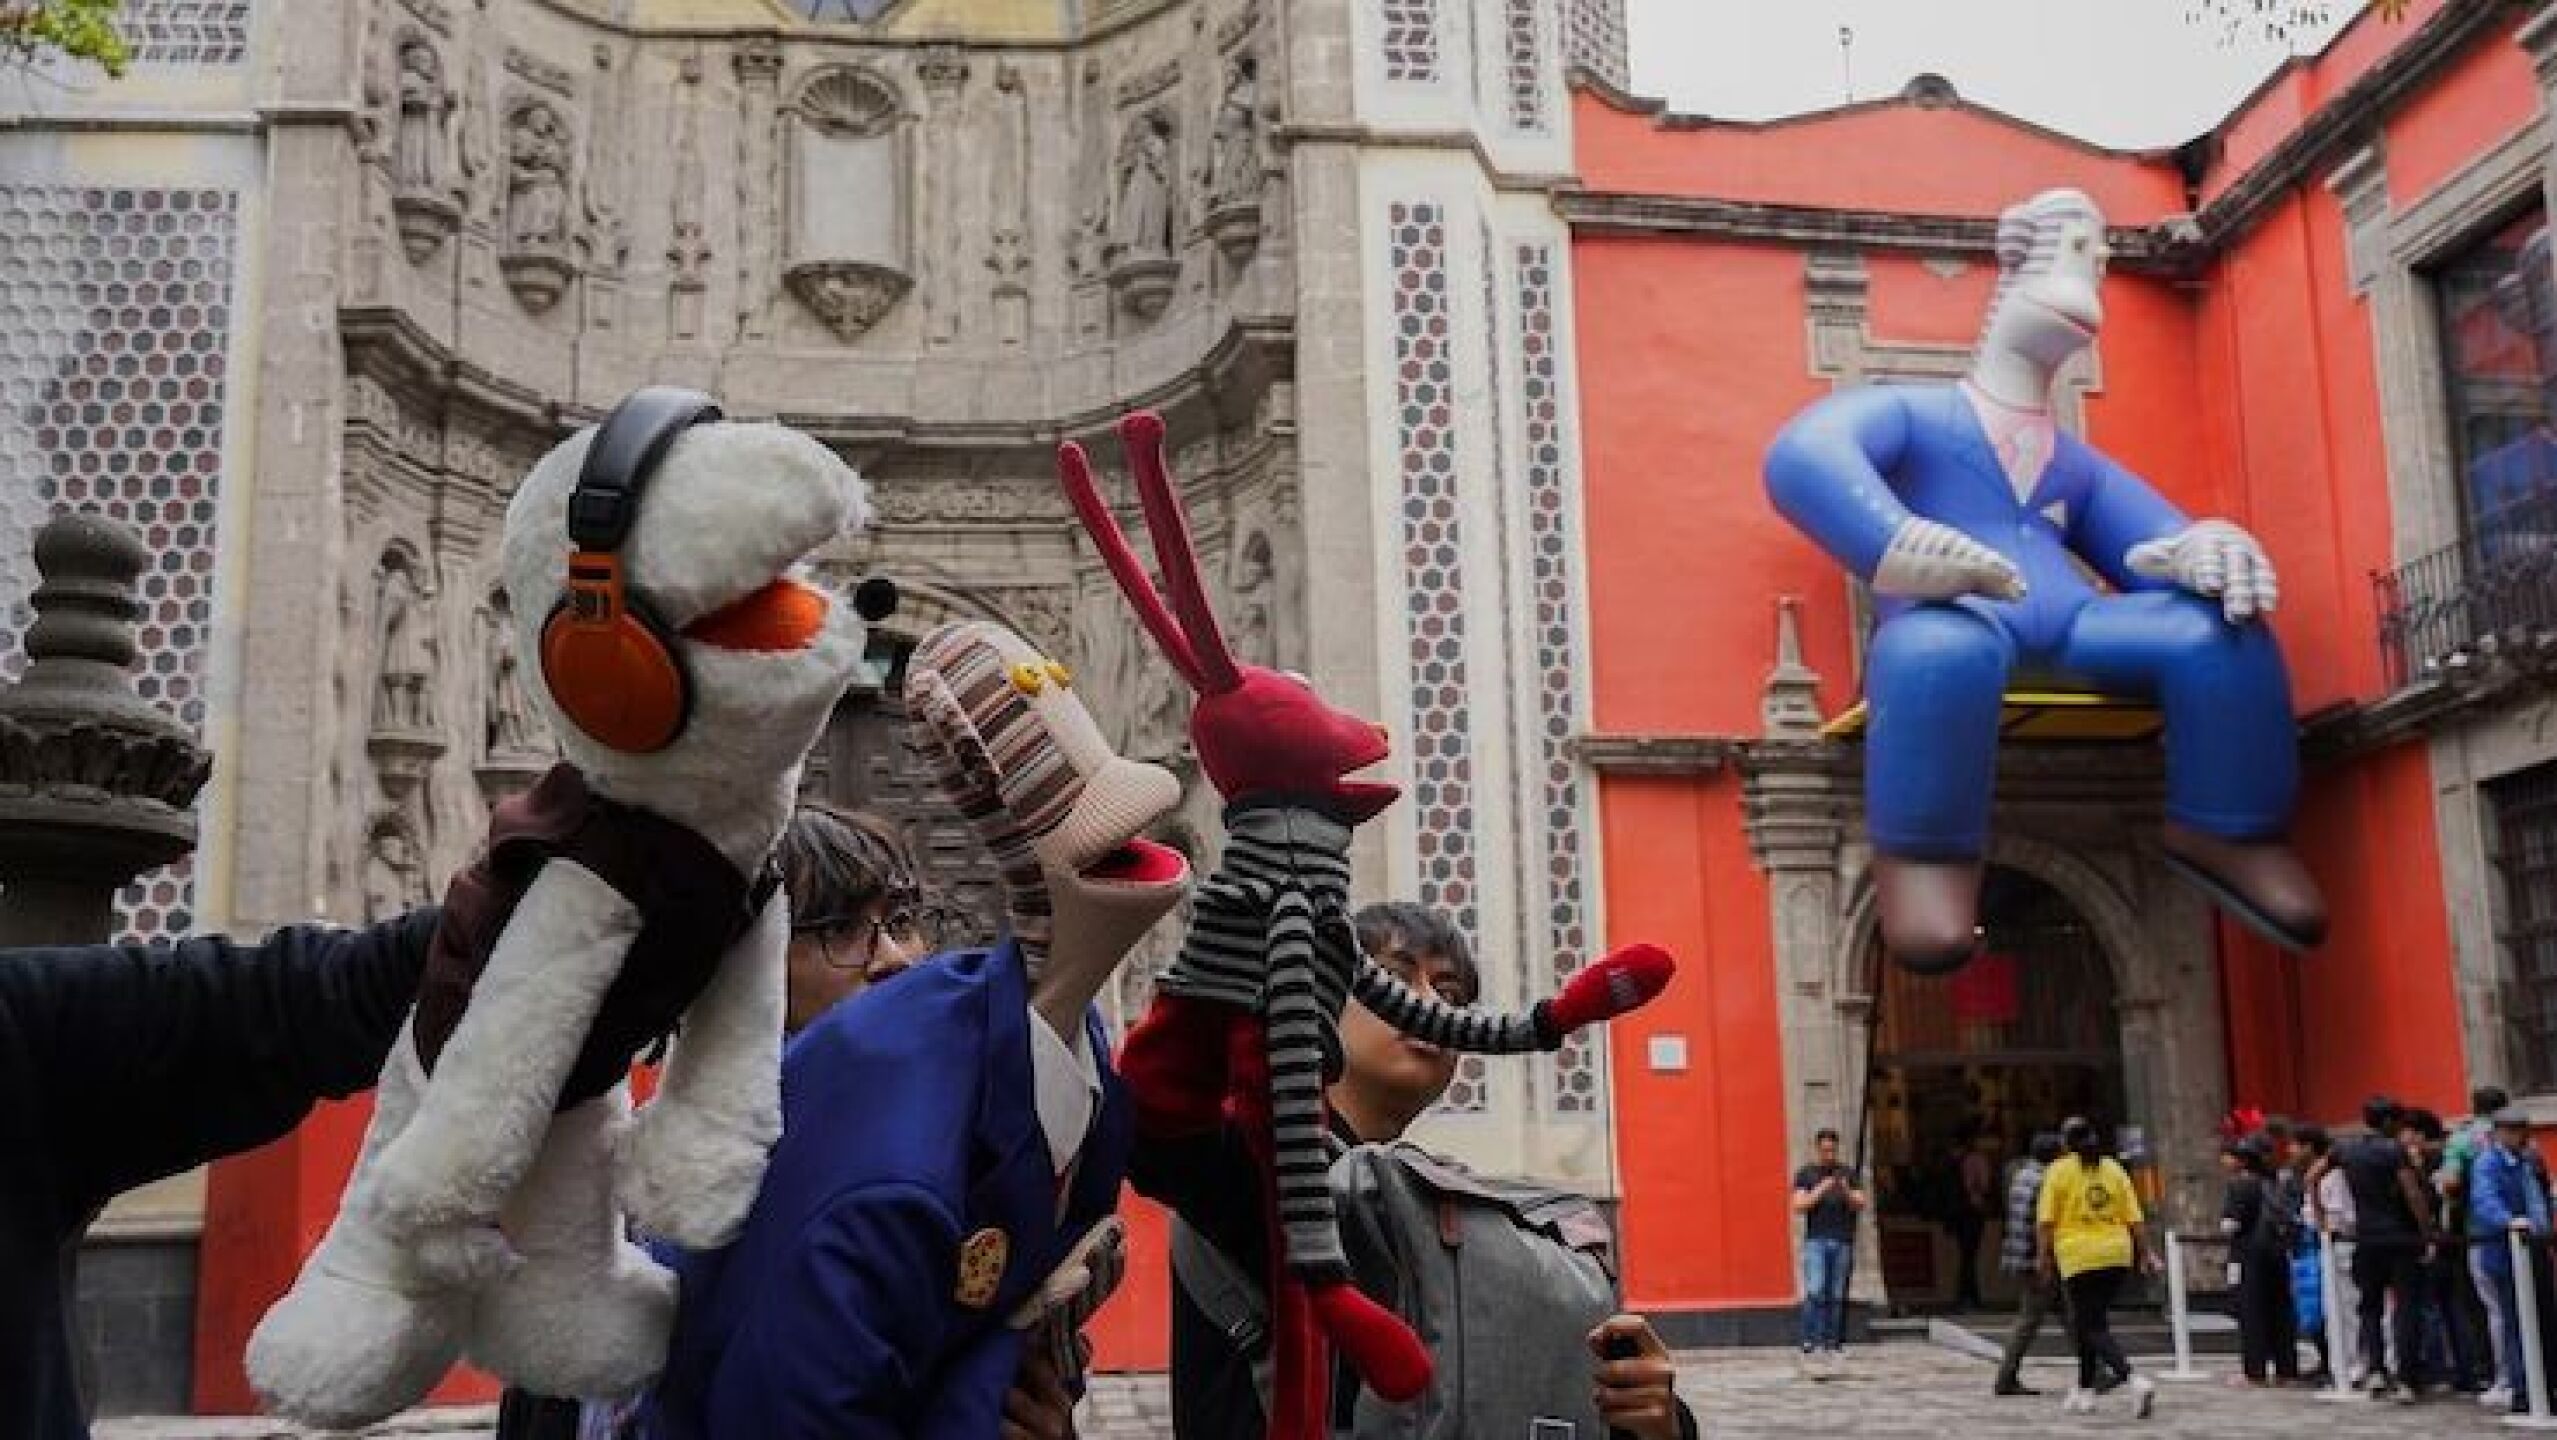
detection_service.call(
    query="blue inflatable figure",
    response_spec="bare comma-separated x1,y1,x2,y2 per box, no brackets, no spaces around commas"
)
1765,188,2327,973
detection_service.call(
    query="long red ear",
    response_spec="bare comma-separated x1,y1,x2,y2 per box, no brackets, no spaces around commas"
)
1120,412,1242,694
1058,436,1205,690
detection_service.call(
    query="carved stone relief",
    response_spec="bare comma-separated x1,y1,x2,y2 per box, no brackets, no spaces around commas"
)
668,53,712,340
580,43,631,279
985,62,1033,348
1076,564,1190,767
364,813,431,922
733,40,786,343
1201,54,1263,265
1227,524,1276,667
502,96,579,312
1107,108,1180,319
917,47,970,346
784,65,913,342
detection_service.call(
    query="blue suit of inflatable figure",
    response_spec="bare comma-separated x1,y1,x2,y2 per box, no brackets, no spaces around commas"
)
1760,187,2325,971
1765,382,2300,860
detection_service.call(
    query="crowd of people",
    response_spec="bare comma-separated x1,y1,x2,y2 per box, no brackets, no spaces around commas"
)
1790,1088,2557,1423
2207,1091,2553,1414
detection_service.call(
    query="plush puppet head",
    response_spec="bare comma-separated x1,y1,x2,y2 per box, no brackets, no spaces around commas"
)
1978,187,2109,375
905,618,1190,959
1059,412,1397,824
501,391,878,851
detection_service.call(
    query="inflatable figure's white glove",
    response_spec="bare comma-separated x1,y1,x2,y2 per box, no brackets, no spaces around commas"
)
1872,517,2028,603
2125,519,2279,623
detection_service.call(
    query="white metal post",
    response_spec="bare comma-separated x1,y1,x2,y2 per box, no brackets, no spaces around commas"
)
2161,1232,2206,1382
2507,1228,2557,1430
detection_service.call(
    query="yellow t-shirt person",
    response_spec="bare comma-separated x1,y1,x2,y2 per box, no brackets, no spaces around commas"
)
2037,1153,2144,1278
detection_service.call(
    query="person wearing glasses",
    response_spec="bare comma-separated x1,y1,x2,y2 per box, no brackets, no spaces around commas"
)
775,802,937,1037
502,804,1077,1440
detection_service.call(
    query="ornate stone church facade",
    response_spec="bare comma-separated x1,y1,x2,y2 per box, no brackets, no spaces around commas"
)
0,0,1628,1405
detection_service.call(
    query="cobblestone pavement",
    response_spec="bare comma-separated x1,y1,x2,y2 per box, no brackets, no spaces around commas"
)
1077,1345,2529,1439
97,1346,2529,1438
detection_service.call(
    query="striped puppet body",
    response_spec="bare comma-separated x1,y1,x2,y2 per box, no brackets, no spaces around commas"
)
1161,802,1559,1280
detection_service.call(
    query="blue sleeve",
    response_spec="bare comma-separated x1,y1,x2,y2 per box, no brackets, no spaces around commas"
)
704,1181,963,1439
2067,448,2192,594
2471,1154,2516,1233
1763,385,1917,582
2532,1166,2552,1237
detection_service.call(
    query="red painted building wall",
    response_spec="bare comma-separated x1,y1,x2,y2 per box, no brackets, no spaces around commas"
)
1573,2,2532,1319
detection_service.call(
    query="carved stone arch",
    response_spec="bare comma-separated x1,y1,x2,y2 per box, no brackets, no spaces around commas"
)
855,577,1040,653
1829,828,2148,1004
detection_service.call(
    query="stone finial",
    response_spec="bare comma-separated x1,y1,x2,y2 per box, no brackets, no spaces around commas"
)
1762,595,1825,740
0,512,211,944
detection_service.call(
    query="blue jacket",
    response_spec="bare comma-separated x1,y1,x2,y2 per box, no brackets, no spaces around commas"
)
2469,1142,2552,1273
1764,383,2190,655
646,940,1132,1438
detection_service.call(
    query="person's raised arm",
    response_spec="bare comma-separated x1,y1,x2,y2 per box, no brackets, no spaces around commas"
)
8,908,439,1204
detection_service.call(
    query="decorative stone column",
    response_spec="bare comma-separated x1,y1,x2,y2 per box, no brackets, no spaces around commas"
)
1737,599,1885,1310
0,515,211,946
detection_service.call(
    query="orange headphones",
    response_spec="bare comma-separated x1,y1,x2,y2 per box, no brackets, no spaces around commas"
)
538,386,725,755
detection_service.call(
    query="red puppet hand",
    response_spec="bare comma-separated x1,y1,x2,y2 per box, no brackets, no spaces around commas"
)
1117,993,1237,1140
1543,943,1677,1036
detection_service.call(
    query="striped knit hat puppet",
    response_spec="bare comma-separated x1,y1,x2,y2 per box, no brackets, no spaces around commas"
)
1061,412,1679,1434
902,617,1192,1386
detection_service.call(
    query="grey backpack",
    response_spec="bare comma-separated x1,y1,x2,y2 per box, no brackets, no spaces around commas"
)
1175,1139,1623,1437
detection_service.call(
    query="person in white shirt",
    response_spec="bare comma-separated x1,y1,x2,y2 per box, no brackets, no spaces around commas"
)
2305,1125,2364,1386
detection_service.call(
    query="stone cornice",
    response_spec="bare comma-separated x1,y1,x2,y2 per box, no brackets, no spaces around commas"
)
2301,660,2557,763
2192,0,2525,250
1571,733,1741,774
340,304,1295,471
1553,191,2208,276
1276,122,1575,194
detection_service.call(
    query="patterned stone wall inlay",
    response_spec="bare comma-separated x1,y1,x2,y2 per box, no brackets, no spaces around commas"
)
0,186,241,941
1505,0,1549,131
1383,0,1442,84
1516,241,1597,1114
122,1,255,66
1388,199,1484,1112
1566,0,1629,91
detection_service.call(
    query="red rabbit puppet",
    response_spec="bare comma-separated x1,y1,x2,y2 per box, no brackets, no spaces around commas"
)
1061,412,1677,1435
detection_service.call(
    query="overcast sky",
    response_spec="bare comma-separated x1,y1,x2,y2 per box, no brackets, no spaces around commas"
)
1624,0,2356,150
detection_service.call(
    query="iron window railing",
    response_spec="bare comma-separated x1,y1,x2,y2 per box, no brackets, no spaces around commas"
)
2374,485,2557,691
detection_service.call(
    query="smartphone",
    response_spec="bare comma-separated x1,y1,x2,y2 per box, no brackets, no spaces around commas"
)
1529,1421,1578,1439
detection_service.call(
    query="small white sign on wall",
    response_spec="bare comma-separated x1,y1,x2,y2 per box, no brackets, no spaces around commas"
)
1646,1034,1689,1074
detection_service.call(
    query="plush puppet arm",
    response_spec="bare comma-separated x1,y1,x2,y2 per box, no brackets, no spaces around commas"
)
1119,871,1269,1138
614,888,788,1249
361,860,642,1284
1351,942,1677,1055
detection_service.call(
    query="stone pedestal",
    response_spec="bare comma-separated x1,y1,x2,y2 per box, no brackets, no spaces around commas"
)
0,514,211,947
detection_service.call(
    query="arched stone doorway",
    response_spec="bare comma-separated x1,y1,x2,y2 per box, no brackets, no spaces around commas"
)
1863,866,2127,1313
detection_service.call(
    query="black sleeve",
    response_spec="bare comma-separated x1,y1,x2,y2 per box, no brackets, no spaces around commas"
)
1676,1395,1702,1440
0,907,440,1209
1129,1121,1270,1281
2223,1176,2260,1238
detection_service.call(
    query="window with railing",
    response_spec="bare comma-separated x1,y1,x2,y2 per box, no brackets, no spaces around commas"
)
2376,208,2557,688
2491,762,2557,1093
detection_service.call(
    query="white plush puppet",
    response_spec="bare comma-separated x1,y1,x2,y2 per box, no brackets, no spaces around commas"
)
248,388,877,1427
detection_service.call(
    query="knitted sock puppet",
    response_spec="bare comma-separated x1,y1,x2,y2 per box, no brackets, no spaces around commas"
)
903,617,1192,1396
1059,414,1677,1433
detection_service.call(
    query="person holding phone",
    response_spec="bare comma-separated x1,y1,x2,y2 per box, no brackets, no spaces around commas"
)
1791,1127,1867,1367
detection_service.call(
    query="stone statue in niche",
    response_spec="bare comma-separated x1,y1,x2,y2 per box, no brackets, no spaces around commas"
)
783,66,913,342
1110,110,1176,260
1203,56,1266,265
390,36,463,262
479,591,541,758
1107,109,1179,319
363,819,428,923
501,99,578,311
1206,56,1262,206
371,561,436,734
507,102,573,248
1228,527,1275,667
